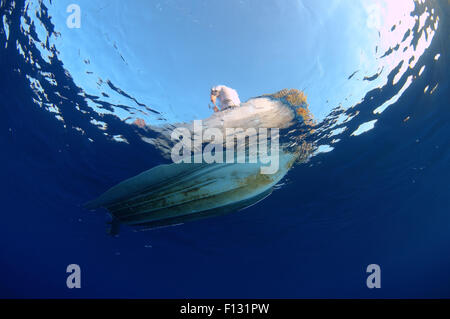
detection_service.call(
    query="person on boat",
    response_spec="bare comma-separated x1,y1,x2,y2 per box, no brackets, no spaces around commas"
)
210,85,241,112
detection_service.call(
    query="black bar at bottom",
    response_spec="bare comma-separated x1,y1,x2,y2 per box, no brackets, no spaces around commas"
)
1,299,448,317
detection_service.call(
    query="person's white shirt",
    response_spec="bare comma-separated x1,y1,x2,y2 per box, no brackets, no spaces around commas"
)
211,85,241,110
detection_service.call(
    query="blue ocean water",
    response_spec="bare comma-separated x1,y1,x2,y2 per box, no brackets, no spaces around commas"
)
0,0,449,298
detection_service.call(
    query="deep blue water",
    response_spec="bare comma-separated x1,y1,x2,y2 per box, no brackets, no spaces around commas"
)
0,0,449,298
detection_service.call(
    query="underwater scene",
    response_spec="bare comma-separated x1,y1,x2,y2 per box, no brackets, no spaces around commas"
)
0,0,449,298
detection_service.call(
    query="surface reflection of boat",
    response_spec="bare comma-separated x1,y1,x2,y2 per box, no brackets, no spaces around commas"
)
144,89,314,158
